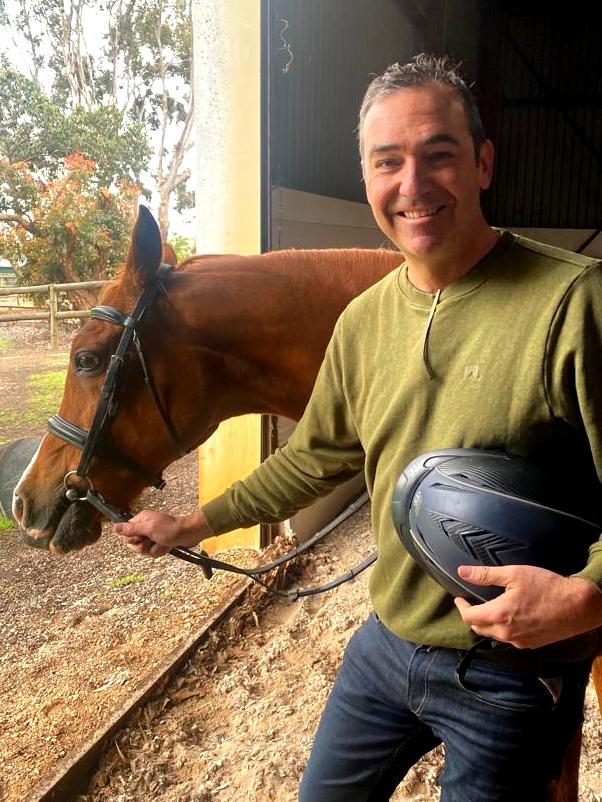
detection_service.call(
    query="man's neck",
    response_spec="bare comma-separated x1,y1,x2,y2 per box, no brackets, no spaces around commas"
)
406,227,500,293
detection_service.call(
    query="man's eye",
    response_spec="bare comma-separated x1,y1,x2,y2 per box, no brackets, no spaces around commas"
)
74,350,102,374
428,151,453,162
375,159,399,170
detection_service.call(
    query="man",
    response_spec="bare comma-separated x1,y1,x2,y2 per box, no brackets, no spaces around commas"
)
115,55,602,801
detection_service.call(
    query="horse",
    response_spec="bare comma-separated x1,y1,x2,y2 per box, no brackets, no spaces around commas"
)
12,206,601,802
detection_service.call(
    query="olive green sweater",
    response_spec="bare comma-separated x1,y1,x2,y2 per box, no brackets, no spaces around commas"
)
203,231,602,650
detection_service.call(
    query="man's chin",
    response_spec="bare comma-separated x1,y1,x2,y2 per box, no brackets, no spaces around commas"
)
392,234,447,263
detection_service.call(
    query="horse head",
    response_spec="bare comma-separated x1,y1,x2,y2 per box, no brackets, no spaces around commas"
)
13,206,217,553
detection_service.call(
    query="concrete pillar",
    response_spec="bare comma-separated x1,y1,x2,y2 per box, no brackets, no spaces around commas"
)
192,1,262,552
192,0,261,255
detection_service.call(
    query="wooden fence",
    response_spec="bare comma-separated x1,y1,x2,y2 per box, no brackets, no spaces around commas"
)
0,280,108,349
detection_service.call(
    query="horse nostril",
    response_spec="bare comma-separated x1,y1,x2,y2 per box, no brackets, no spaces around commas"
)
12,492,24,523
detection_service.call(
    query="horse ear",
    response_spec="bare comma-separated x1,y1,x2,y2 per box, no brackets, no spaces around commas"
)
127,205,162,285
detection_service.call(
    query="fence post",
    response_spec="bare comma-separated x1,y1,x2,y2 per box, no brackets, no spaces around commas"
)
49,284,58,350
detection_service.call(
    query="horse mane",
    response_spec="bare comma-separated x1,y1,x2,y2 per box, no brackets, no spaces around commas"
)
176,248,403,288
179,247,400,270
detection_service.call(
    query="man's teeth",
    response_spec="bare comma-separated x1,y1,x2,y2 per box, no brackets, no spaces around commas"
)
401,207,441,219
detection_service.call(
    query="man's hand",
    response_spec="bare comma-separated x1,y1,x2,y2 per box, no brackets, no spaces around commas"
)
114,508,213,558
454,564,602,649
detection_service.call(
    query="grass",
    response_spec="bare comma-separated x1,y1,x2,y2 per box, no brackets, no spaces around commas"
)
0,369,67,431
0,337,13,352
0,516,13,532
28,370,67,419
108,574,146,589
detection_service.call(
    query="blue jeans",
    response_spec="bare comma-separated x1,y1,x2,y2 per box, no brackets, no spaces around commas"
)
299,613,590,802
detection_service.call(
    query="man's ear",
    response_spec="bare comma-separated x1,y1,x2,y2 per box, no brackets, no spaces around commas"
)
478,139,495,191
124,205,162,286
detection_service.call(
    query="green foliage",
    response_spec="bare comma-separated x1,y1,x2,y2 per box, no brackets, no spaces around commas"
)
0,516,13,532
0,154,139,289
0,67,149,185
108,574,146,589
168,233,195,261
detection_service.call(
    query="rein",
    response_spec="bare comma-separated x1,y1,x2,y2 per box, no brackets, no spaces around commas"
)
47,263,377,599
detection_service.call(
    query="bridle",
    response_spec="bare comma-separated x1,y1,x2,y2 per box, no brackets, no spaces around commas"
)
49,264,186,493
47,263,376,598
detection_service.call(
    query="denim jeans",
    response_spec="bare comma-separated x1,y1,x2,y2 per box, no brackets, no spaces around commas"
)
299,613,590,802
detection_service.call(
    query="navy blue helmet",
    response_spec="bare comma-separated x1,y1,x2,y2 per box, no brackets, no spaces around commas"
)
391,449,600,602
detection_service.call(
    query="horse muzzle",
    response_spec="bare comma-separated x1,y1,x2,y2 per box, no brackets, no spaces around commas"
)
13,488,101,553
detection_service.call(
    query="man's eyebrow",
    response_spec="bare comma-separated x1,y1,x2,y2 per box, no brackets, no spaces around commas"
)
368,134,461,158
368,144,401,157
424,133,460,147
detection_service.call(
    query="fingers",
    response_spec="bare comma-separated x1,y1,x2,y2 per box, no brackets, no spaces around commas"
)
113,511,176,559
454,597,472,614
457,564,514,587
119,534,170,559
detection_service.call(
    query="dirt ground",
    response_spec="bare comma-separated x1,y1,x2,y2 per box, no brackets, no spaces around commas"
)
1,327,601,802
80,503,602,802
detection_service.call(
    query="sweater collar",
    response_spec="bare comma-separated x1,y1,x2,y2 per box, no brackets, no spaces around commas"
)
396,229,515,308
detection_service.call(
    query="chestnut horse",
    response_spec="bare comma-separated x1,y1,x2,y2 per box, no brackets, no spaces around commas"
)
13,207,601,801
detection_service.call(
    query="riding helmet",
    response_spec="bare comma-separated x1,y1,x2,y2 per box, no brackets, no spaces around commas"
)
391,448,600,602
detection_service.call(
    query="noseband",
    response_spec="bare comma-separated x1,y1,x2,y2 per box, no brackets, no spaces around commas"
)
47,262,377,596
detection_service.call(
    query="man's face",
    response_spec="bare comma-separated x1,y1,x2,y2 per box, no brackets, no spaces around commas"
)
361,84,494,264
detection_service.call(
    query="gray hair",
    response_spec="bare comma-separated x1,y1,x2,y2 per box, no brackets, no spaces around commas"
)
358,54,486,162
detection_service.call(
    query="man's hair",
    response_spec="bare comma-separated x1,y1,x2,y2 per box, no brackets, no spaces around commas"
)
358,53,486,162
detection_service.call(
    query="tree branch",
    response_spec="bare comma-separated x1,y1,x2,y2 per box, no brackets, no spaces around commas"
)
0,213,40,236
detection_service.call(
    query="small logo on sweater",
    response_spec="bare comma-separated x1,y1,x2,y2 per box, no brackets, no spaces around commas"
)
464,364,480,381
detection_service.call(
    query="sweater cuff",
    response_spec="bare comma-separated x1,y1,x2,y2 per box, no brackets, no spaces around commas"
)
573,552,602,592
201,493,241,536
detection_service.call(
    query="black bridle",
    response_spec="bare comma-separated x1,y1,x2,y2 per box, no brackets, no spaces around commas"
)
49,265,186,492
48,264,376,599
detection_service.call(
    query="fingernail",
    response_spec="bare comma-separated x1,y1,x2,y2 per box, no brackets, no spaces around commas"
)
458,565,474,579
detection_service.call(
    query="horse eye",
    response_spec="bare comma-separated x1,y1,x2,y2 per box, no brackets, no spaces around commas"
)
74,350,102,374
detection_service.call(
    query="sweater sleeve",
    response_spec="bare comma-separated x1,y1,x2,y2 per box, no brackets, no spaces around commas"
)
201,316,365,535
545,264,602,590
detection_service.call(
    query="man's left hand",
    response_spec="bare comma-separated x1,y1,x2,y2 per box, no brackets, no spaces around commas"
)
454,564,602,649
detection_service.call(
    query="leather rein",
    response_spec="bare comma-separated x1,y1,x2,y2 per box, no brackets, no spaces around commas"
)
47,264,376,600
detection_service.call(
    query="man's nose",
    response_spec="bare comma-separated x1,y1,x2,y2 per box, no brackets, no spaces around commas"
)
398,159,428,198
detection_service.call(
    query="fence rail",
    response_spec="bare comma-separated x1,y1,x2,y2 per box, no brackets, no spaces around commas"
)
0,280,108,348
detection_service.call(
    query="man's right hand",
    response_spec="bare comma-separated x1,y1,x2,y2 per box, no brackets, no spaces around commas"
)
114,508,213,558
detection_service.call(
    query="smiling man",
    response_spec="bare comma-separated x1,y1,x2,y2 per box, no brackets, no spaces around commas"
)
361,81,497,290
116,55,602,801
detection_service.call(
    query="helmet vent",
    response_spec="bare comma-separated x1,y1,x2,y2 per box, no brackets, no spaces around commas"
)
444,463,535,499
429,511,528,565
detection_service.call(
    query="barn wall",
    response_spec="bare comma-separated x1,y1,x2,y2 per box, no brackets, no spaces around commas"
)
270,187,394,251
268,0,419,204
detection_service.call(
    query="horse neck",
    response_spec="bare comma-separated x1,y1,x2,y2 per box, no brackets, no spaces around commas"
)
165,249,399,423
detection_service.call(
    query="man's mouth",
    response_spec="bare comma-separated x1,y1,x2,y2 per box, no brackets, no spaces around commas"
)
396,205,445,219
